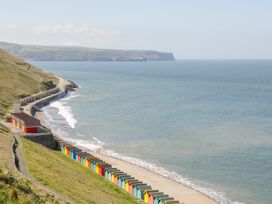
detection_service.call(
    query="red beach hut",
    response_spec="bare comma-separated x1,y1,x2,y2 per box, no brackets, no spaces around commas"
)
97,163,111,176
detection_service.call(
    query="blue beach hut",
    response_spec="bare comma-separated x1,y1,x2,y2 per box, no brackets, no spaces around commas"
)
104,167,118,179
69,147,80,159
129,181,142,194
133,183,146,196
104,167,116,179
117,174,129,187
70,149,81,160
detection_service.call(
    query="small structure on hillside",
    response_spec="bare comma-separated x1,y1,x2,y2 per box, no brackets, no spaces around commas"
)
10,112,41,133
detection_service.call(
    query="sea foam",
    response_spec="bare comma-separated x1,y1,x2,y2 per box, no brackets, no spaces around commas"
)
50,93,79,129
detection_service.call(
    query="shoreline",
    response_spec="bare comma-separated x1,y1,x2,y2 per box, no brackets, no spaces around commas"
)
30,76,218,204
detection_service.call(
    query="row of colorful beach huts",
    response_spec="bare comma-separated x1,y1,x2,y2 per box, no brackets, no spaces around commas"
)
57,141,183,204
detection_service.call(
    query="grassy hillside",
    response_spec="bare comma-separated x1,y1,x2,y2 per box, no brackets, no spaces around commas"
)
0,41,175,61
0,49,58,116
0,128,65,203
21,138,141,204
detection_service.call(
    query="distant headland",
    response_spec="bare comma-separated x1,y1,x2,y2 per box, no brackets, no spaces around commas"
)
0,41,175,62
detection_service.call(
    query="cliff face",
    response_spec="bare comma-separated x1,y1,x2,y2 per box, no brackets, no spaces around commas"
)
0,42,175,62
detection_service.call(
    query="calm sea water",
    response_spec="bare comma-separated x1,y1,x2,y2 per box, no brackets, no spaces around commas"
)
32,60,272,204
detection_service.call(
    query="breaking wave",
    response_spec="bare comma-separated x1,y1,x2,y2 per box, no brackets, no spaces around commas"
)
49,93,79,129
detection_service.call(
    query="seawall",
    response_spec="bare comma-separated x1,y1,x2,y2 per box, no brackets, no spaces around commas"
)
21,77,76,149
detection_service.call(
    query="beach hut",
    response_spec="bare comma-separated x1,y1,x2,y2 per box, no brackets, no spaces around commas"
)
133,183,147,197
117,175,131,188
128,181,142,194
11,112,41,133
125,179,138,192
60,144,66,154
86,156,99,168
143,190,159,203
95,161,108,174
113,172,127,186
80,154,94,166
82,155,96,167
86,156,98,168
70,148,81,160
97,163,111,176
107,169,118,181
90,160,103,172
153,195,169,204
76,152,88,162
158,197,174,204
148,192,164,204
137,185,152,200
65,145,76,156
111,171,122,183
104,168,119,180
121,177,134,190
69,147,79,159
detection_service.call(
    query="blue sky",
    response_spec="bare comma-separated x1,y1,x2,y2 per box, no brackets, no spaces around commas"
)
0,0,272,59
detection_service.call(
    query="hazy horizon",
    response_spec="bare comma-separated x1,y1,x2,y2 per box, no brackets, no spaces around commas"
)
1,0,272,59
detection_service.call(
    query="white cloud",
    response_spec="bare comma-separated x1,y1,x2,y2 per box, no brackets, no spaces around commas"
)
30,24,121,47
0,24,120,48
32,24,119,39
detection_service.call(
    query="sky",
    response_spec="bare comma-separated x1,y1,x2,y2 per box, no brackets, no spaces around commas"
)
0,0,272,59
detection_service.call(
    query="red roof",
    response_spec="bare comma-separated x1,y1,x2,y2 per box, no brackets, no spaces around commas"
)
11,112,41,127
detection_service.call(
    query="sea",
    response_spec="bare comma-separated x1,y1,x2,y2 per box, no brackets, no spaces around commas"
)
32,60,272,204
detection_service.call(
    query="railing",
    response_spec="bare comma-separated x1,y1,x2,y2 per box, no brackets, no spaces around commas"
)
19,87,60,106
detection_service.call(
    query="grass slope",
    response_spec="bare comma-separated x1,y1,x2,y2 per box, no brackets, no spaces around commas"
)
21,138,141,204
0,129,65,204
0,49,58,116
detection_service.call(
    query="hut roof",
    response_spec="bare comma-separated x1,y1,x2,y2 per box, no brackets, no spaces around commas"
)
11,112,40,127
